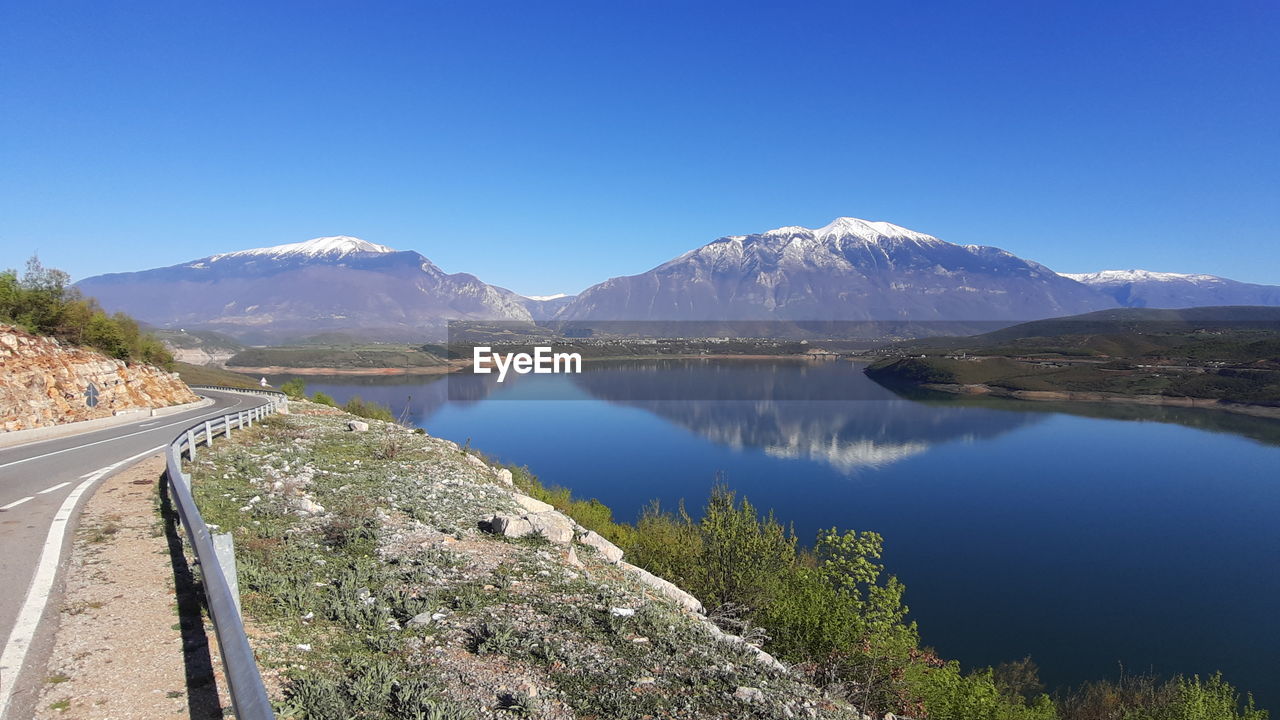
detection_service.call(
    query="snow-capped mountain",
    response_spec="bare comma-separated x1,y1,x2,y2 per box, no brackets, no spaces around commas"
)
205,235,395,261
517,292,576,320
1061,269,1280,309
555,217,1114,329
75,236,532,342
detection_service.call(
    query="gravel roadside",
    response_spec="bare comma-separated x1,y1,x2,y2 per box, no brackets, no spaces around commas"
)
34,455,230,719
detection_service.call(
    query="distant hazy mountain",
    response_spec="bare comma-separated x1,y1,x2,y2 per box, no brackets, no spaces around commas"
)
508,292,577,320
556,217,1113,329
897,305,1280,352
76,236,532,343
1062,269,1280,309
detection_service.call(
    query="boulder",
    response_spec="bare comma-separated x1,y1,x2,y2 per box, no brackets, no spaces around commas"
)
733,686,764,703
619,561,704,615
495,468,514,486
577,529,624,563
525,511,574,544
565,545,584,568
463,453,490,472
705,620,789,673
293,497,325,515
347,420,369,432
487,513,534,538
485,511,574,545
513,493,554,514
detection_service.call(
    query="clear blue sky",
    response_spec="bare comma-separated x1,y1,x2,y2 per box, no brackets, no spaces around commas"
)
2,1,1277,295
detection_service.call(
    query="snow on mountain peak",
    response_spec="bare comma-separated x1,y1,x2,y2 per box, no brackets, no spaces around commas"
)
523,293,569,301
1062,269,1223,285
759,217,940,244
209,236,395,261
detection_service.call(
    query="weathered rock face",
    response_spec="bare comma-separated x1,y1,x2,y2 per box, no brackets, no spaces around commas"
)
0,324,199,432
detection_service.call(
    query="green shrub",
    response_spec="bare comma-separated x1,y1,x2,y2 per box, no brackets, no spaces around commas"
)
280,377,307,399
343,395,396,422
311,391,337,406
910,663,1056,720
1057,672,1267,720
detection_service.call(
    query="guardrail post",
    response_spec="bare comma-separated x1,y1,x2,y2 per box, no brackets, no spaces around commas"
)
212,533,243,616
186,430,196,459
205,420,214,447
225,417,233,440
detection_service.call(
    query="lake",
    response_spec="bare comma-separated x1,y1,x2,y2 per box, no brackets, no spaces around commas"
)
270,360,1280,707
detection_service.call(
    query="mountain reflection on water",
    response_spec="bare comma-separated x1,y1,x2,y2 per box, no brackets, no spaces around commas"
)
272,359,1280,476
566,361,1045,472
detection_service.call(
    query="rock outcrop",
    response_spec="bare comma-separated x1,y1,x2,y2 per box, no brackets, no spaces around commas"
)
0,324,199,432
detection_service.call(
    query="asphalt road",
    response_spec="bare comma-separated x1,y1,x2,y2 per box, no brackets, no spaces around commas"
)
0,389,270,719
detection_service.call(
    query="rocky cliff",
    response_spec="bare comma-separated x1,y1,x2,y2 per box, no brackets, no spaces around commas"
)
0,324,199,432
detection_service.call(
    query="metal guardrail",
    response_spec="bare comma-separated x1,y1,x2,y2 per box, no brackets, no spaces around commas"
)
166,387,288,720
188,384,287,398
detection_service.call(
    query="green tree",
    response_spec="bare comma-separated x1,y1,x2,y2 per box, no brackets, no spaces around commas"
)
0,256,173,368
281,377,307,399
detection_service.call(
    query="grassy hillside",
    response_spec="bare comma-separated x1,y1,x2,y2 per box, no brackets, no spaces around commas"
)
172,361,265,389
226,345,449,370
152,328,246,353
867,307,1280,406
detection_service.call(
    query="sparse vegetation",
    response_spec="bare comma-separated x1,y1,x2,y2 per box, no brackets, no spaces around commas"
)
342,395,397,422
189,406,869,719
227,345,448,370
171,361,263,389
1056,672,1266,720
82,516,122,544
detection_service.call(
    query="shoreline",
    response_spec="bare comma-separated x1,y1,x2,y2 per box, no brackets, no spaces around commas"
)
225,364,456,376
918,382,1280,420
227,353,834,376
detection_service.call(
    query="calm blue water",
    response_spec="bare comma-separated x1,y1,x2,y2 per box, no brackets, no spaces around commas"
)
279,361,1280,706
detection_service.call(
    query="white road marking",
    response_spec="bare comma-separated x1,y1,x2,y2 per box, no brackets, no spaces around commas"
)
0,444,165,718
138,421,159,428
0,498,32,512
35,483,70,495
0,397,249,471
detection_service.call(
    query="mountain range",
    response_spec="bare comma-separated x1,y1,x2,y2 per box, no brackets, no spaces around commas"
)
1062,269,1280,309
76,236,534,343
73,220,1280,342
558,217,1109,325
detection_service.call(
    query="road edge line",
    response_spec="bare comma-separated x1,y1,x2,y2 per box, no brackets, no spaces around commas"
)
0,444,166,718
